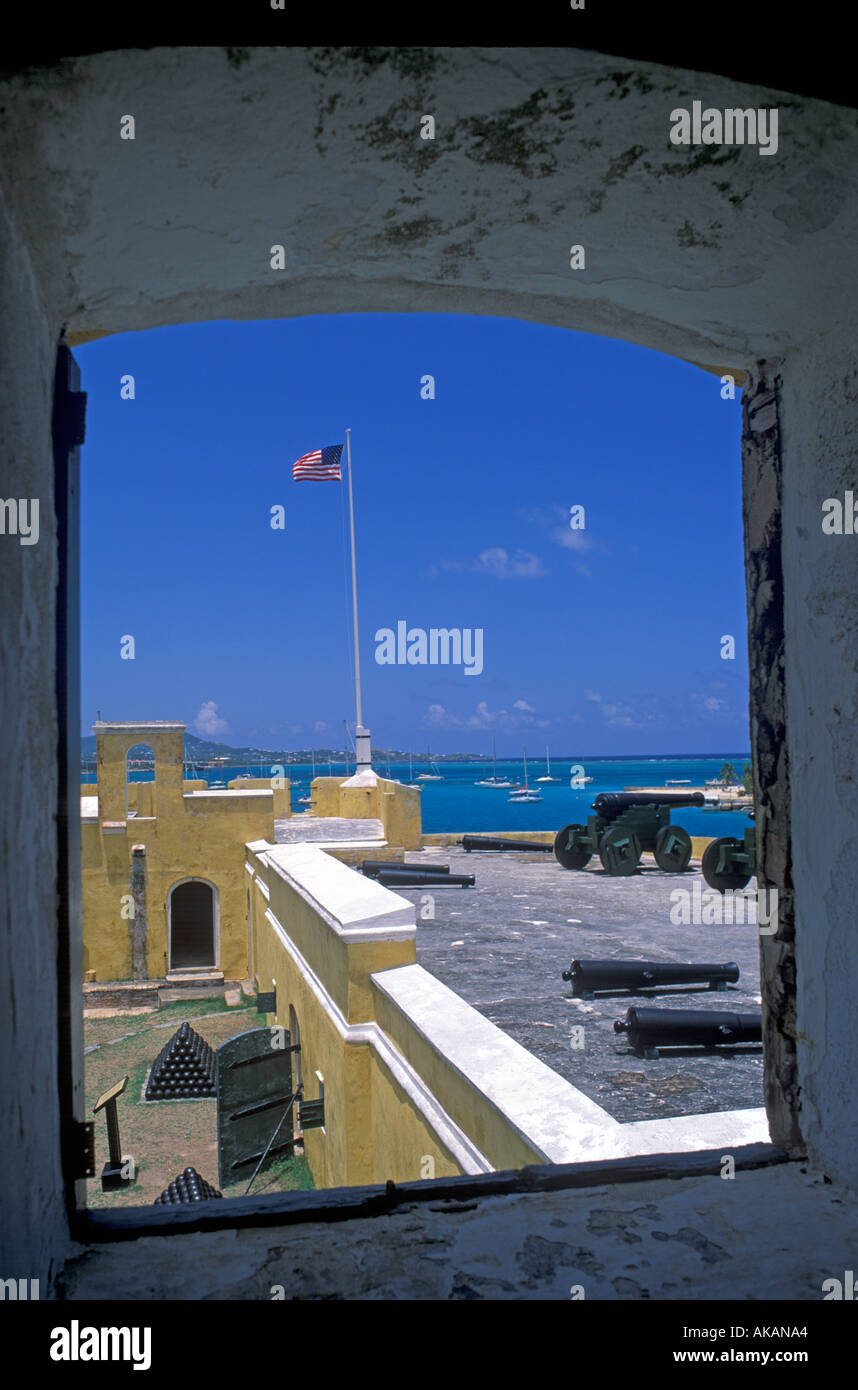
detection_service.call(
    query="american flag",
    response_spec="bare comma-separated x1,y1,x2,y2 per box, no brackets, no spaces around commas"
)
292,444,343,481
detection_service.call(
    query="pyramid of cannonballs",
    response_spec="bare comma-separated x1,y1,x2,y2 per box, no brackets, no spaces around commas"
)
154,1166,223,1205
145,1020,216,1101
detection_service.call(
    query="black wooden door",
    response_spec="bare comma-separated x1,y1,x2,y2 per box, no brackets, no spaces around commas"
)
216,1027,294,1190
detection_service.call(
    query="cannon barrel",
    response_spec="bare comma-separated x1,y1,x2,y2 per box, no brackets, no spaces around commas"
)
562,959,740,995
460,834,554,853
361,860,451,878
592,791,705,819
614,1006,762,1054
376,869,475,888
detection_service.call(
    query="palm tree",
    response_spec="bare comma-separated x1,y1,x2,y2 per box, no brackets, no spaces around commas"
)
719,761,736,786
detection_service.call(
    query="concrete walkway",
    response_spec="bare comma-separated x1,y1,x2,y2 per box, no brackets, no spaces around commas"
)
274,816,384,844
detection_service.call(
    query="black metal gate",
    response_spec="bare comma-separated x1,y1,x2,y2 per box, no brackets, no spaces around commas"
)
215,1027,294,1190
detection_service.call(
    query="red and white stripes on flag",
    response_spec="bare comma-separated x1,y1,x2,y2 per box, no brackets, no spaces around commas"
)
292,444,343,481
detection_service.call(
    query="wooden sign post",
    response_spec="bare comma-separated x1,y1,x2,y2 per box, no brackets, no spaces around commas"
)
93,1074,136,1191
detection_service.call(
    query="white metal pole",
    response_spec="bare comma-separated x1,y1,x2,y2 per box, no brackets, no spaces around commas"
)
345,429,371,770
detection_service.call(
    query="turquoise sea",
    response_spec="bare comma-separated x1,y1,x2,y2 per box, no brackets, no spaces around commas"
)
354,754,753,837
90,752,754,838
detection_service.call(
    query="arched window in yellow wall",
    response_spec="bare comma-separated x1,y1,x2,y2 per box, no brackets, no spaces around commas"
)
126,741,156,820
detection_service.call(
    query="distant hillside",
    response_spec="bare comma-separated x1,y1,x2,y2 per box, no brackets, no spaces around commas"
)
79,731,492,763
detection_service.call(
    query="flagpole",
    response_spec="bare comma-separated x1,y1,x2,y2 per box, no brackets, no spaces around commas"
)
345,429,372,772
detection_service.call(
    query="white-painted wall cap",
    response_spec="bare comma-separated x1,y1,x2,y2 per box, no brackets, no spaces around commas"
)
339,770,379,788
264,842,415,936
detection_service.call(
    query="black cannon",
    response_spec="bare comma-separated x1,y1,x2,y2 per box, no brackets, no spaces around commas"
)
377,869,475,888
562,959,740,998
702,826,757,892
460,834,554,853
614,1005,762,1057
554,790,705,876
361,860,451,878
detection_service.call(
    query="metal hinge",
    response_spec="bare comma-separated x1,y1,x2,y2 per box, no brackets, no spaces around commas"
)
298,1098,325,1130
72,1120,96,1179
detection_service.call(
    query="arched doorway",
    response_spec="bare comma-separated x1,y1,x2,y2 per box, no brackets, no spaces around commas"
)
169,879,217,970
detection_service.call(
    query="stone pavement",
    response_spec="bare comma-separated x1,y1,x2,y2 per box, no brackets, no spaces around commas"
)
395,846,764,1123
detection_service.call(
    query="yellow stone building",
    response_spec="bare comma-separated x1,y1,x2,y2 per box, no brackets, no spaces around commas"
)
81,721,287,983
80,720,422,985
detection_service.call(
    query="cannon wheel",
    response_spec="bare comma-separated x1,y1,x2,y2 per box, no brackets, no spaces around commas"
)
554,824,592,870
654,825,693,873
598,827,641,876
701,836,751,892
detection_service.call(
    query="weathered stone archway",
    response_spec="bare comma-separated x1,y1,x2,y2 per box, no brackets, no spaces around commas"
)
2,46,857,1285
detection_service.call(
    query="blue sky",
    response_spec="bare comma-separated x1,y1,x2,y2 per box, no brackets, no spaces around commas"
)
78,313,748,755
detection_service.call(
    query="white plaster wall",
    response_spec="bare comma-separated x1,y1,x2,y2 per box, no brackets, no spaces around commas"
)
781,342,858,1186
0,48,855,368
59,1164,858,1301
0,182,71,1282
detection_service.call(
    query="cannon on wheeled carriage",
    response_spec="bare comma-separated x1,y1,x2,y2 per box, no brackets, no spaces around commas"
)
701,825,757,892
554,790,705,876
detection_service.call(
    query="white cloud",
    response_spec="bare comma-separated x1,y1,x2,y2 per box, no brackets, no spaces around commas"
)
703,697,726,713
439,547,546,580
478,548,545,579
582,689,653,729
193,700,228,738
424,699,548,731
552,525,592,552
314,720,328,733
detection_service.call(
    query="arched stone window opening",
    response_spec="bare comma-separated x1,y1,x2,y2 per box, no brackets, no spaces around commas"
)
126,741,156,820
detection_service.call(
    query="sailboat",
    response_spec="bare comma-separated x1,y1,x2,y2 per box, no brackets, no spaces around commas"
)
536,743,561,783
416,747,443,781
509,747,543,802
405,751,423,791
297,749,314,804
475,737,514,788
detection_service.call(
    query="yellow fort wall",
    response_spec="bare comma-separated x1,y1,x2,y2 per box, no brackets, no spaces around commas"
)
228,777,291,818
249,840,422,1188
370,980,545,1172
247,839,625,1191
308,774,422,851
81,722,277,982
248,841,465,1188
